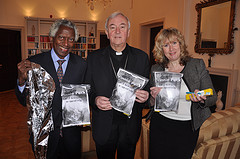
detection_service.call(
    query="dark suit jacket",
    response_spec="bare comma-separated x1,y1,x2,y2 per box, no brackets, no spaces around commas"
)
85,44,150,145
150,58,217,130
15,51,87,158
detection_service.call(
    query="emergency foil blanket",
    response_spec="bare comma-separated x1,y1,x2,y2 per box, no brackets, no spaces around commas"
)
26,62,55,159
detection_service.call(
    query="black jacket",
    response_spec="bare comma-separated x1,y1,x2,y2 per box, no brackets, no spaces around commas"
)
85,44,150,145
15,51,87,158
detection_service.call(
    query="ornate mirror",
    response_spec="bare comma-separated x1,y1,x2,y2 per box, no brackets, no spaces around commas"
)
195,0,237,55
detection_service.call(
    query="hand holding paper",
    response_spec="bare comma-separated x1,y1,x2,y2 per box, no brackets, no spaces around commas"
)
95,96,112,110
135,89,149,103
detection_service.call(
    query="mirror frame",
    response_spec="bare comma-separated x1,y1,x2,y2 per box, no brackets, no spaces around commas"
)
195,0,236,55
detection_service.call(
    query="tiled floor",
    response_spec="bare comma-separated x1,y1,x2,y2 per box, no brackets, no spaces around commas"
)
0,90,143,159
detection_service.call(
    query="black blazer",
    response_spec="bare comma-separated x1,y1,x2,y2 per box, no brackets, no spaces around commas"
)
15,51,87,158
85,44,150,145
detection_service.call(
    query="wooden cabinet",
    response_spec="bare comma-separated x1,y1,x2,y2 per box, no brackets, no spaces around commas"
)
25,17,97,58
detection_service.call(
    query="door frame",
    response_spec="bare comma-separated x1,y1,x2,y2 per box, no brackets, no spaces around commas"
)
0,25,25,60
97,30,106,50
139,18,164,57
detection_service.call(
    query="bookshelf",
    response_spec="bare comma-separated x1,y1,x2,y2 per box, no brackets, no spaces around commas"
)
25,17,97,59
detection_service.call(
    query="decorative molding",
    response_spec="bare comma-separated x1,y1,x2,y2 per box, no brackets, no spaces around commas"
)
207,67,238,108
194,0,236,55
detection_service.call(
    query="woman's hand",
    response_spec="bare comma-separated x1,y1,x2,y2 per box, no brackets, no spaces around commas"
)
190,89,206,103
150,87,162,99
149,87,162,106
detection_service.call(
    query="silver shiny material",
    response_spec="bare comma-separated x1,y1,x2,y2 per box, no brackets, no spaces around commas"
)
26,62,55,159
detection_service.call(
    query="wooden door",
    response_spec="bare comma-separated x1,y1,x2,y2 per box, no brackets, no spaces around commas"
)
0,28,21,92
100,33,109,49
150,26,163,66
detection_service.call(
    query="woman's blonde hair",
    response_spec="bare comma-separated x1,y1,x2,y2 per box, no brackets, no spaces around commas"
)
153,27,190,67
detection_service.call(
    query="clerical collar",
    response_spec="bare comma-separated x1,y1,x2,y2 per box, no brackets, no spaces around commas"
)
109,45,128,56
116,52,122,55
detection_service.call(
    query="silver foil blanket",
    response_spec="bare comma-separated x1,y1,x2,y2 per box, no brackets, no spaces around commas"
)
26,62,55,159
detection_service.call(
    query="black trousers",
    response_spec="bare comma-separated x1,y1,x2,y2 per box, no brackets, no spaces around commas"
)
56,126,82,159
31,126,82,159
149,113,199,159
95,121,137,159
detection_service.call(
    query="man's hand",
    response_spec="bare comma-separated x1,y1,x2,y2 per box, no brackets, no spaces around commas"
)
95,96,112,110
17,60,31,86
135,90,149,103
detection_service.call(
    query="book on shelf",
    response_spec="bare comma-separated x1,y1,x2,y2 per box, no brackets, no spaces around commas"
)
40,43,52,50
72,50,86,57
88,44,96,49
88,38,95,43
73,43,87,50
27,36,36,42
77,36,87,43
28,49,39,56
73,43,79,49
40,36,50,42
28,42,38,49
82,44,86,49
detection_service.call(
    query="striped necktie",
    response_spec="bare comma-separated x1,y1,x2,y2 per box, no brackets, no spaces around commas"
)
57,60,65,83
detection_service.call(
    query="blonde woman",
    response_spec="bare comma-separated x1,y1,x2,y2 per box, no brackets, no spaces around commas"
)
149,28,217,159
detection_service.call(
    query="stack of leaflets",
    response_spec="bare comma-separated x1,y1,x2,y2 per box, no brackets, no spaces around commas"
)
110,68,149,116
61,84,91,127
153,71,183,112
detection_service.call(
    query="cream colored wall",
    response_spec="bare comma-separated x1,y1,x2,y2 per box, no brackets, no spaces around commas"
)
0,0,133,59
130,0,185,49
186,0,240,104
0,0,184,53
0,0,239,103
129,0,240,105
0,0,132,27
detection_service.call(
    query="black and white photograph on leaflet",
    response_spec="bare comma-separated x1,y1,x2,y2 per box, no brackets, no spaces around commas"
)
61,84,91,127
153,71,182,112
110,68,149,116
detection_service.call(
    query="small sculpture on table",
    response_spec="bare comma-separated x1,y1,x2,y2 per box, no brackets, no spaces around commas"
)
89,27,94,37
215,90,223,112
208,55,212,68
